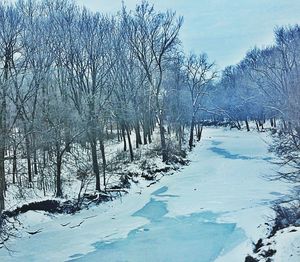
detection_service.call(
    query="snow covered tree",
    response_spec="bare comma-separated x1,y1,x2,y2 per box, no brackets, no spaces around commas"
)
184,53,217,149
123,1,183,162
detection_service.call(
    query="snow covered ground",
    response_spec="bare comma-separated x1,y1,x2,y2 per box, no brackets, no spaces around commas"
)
0,127,296,261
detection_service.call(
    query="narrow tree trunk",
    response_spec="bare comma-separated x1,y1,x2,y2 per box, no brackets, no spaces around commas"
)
24,123,32,183
147,130,152,144
105,127,109,139
0,52,10,212
283,119,287,131
0,146,5,213
158,113,167,162
13,147,17,184
33,149,38,176
134,126,139,149
125,124,134,162
56,148,63,198
136,122,142,145
167,125,171,135
255,121,260,132
189,116,195,150
245,120,250,132
31,131,38,175
90,139,101,191
178,125,183,150
134,122,142,148
197,125,203,141
64,129,71,153
143,124,148,145
121,123,127,151
117,122,120,142
99,137,106,191
43,149,47,168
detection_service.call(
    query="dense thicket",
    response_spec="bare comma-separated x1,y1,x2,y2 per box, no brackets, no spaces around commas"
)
0,0,217,214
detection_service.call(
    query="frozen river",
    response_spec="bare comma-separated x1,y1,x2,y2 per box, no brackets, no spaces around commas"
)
0,128,291,261
71,128,290,262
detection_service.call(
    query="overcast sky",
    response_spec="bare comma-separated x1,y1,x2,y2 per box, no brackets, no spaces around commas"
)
76,0,300,69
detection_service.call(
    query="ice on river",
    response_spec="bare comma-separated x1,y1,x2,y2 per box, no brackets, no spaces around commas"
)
72,188,246,262
0,127,293,262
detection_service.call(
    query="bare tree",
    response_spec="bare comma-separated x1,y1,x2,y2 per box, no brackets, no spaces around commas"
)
64,9,115,191
0,2,23,213
185,53,217,149
123,1,183,161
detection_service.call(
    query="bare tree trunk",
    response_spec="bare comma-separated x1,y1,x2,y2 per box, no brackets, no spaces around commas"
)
189,116,195,150
167,125,171,135
90,138,101,191
282,119,287,131
178,125,183,150
23,122,32,183
31,129,38,176
147,134,152,144
0,146,5,213
43,149,47,168
197,124,203,141
259,120,264,130
99,137,106,191
33,148,38,176
158,113,167,162
64,129,71,153
125,124,134,161
255,121,260,131
134,125,139,149
245,120,250,132
105,126,109,139
13,147,17,184
117,122,120,142
142,124,148,145
56,145,63,198
121,122,127,151
134,122,142,148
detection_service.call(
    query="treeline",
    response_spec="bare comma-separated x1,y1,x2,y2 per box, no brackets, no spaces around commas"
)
0,0,217,213
215,25,300,180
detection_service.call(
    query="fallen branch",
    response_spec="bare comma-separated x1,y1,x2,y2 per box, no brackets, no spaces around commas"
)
69,221,84,229
27,228,43,235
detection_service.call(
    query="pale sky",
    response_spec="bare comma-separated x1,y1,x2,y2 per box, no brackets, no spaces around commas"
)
79,1,300,69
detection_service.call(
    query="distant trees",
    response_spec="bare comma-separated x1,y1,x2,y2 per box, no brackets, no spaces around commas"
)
215,25,300,181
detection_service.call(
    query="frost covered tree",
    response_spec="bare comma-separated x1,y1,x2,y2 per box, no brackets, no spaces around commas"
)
184,53,217,149
215,24,300,182
0,2,23,213
123,1,183,162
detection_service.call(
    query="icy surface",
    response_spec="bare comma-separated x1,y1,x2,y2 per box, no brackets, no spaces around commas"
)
74,192,246,262
0,127,294,261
